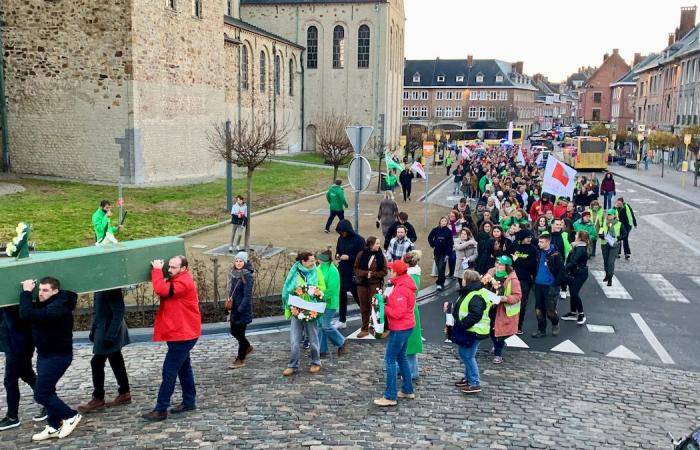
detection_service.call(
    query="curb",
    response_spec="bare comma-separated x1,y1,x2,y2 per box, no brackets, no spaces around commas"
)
73,283,454,345
608,169,700,209
417,174,453,202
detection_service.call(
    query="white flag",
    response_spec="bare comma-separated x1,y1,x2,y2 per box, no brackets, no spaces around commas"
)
542,156,577,199
516,148,525,165
535,152,543,166
411,161,426,179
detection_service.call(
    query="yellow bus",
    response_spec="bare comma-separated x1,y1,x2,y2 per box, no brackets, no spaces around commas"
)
449,129,524,146
562,137,608,170
448,130,480,144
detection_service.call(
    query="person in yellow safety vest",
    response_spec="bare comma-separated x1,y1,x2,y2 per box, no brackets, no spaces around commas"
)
599,209,628,287
485,256,522,364
588,200,605,257
451,270,492,395
614,197,637,260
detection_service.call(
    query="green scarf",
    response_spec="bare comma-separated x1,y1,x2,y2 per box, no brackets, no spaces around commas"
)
282,262,320,319
495,270,508,279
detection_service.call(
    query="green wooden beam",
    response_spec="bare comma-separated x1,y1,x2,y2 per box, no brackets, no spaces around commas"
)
0,237,186,307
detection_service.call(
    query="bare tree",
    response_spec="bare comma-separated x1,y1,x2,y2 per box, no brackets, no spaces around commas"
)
208,117,288,251
315,112,355,180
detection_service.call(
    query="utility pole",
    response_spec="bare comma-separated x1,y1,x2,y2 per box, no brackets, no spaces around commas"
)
0,30,10,172
376,114,385,193
225,120,233,212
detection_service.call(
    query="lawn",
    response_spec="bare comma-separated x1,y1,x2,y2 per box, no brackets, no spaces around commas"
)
0,162,332,251
276,151,382,170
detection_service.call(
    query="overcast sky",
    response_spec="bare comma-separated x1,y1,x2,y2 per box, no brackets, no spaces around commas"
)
404,0,696,82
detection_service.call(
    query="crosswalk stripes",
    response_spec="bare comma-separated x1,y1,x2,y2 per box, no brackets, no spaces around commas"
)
550,340,584,354
690,276,700,289
590,270,632,299
606,345,641,361
644,273,690,303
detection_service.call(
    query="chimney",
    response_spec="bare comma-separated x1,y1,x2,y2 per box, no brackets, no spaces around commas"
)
669,32,676,46
603,53,609,62
633,52,643,66
512,61,523,74
467,54,473,67
613,48,619,55
679,6,697,40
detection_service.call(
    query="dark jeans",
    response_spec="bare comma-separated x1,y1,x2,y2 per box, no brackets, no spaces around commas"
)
435,254,448,287
325,210,345,232
401,184,411,201
3,350,36,419
517,278,532,331
91,351,130,400
155,339,198,412
230,322,251,360
534,284,559,333
568,271,588,313
618,225,632,256
602,244,618,278
338,271,358,323
491,335,506,357
34,353,76,429
448,250,456,278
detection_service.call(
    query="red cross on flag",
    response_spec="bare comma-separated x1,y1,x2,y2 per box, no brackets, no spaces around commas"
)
542,156,577,199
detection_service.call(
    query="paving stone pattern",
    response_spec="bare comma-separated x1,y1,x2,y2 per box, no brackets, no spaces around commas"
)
1,337,698,449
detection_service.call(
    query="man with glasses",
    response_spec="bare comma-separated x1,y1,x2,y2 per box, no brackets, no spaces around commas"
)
142,256,202,422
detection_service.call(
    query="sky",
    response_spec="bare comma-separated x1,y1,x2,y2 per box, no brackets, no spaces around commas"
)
404,0,697,82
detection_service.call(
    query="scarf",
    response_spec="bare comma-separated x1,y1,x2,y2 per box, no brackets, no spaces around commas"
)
495,270,508,279
449,219,458,237
281,262,320,309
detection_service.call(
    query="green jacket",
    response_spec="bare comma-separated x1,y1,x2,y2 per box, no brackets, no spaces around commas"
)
406,268,423,355
573,219,597,241
319,261,340,311
326,185,348,212
385,174,398,187
91,208,118,243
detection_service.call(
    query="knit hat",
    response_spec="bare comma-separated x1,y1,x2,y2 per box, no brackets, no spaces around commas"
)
234,251,248,263
387,260,408,275
514,229,532,241
496,255,513,266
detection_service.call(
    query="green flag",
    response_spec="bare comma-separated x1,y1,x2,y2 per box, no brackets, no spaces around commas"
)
385,152,403,171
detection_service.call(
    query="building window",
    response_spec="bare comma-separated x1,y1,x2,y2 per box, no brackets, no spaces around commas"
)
411,106,419,117
436,107,443,117
332,25,345,69
436,91,444,100
498,106,506,119
478,107,486,119
167,0,176,10
358,25,370,68
593,92,602,104
445,107,453,118
289,58,294,96
403,106,409,117
499,91,507,101
241,46,249,90
476,73,484,83
456,75,464,82
420,106,428,117
227,0,233,15
259,51,267,92
411,91,419,100
274,54,281,95
421,91,428,100
403,91,410,100
455,91,463,101
193,0,202,17
470,91,478,100
488,107,496,120
592,108,601,121
446,91,453,100
479,91,487,100
496,74,503,83
413,72,420,83
455,106,462,117
489,91,497,101
437,74,445,82
468,107,477,118
307,26,318,69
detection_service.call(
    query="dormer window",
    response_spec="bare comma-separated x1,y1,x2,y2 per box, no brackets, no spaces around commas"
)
476,73,484,83
412,72,420,83
456,75,464,82
495,74,503,83
437,74,445,82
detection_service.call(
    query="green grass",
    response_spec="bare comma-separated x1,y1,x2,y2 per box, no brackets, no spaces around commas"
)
276,152,382,170
0,162,332,251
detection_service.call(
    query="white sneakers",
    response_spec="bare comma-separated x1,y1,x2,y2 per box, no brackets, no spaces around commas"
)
333,320,347,330
31,413,82,442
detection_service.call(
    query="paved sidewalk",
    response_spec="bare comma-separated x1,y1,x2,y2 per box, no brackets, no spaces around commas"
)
1,336,698,449
608,162,700,207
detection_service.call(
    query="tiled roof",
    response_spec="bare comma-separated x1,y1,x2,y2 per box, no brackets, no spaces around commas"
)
403,58,536,90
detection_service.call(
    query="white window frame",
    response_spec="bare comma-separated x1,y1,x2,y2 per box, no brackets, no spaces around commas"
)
411,106,419,117
412,73,420,83
468,107,477,118
436,91,444,100
421,91,428,100
455,91,463,101
499,91,507,101
446,91,453,100
436,107,443,117
420,106,428,117
478,106,486,119
402,106,409,117
437,75,445,82
476,73,484,83
411,91,419,100
470,90,478,100
479,91,487,100
456,75,464,82
403,91,410,100
445,107,453,118
489,91,497,101
455,106,462,117
496,74,503,83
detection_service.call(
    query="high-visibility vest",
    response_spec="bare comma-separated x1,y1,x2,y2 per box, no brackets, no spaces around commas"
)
599,220,622,246
622,204,634,226
502,278,521,317
458,288,492,336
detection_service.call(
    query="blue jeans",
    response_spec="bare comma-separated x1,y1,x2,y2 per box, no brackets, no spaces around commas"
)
384,328,414,400
289,317,321,368
34,353,76,429
394,354,419,379
318,309,346,353
603,192,615,210
155,339,198,412
458,340,482,387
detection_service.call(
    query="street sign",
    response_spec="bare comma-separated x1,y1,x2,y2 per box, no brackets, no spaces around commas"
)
422,141,435,157
345,126,374,155
347,156,372,192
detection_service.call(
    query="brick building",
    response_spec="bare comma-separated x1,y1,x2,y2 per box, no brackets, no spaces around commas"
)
579,49,631,123
609,53,649,133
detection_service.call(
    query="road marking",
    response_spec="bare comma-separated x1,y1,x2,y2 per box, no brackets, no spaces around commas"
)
586,324,615,333
690,276,700,289
505,335,530,348
190,244,208,249
606,345,641,360
551,340,584,354
298,209,309,212
645,273,690,303
630,198,658,204
630,313,675,364
626,189,637,193
618,177,694,209
590,270,632,299
643,215,700,256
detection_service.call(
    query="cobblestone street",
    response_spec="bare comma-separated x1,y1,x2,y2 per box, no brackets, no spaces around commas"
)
1,335,698,449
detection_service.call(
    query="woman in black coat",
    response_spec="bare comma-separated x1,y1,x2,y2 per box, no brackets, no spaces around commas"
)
475,221,494,275
229,252,255,369
562,231,590,326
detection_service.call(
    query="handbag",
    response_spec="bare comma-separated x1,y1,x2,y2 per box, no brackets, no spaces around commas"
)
353,254,375,286
224,297,233,312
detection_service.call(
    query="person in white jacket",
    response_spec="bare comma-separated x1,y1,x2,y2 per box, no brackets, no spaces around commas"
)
229,196,248,252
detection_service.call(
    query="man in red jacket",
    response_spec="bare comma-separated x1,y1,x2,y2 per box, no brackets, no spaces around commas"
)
142,256,202,422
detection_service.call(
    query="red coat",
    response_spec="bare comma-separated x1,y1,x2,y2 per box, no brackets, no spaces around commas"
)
151,268,202,342
384,273,416,331
529,200,553,222
553,204,567,219
486,269,522,338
